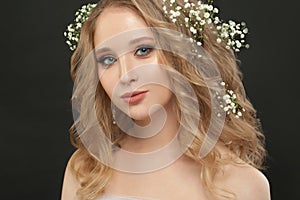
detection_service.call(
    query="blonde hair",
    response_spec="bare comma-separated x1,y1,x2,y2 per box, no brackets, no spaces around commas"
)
68,0,266,199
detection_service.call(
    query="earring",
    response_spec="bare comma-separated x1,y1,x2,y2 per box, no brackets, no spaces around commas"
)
112,104,116,125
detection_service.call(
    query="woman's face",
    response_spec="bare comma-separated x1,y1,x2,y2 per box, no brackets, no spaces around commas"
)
94,6,173,125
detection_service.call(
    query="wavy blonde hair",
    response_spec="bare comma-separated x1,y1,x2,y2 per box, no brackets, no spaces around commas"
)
68,0,266,199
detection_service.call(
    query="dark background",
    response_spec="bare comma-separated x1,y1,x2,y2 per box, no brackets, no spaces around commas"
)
1,0,299,199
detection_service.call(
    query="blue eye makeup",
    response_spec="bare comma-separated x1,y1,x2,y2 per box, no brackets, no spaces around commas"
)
96,44,155,68
97,55,117,68
135,45,154,56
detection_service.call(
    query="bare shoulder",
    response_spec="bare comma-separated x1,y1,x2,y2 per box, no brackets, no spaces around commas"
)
215,159,271,200
61,152,80,200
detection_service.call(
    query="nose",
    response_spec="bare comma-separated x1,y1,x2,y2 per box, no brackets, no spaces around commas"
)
118,54,138,85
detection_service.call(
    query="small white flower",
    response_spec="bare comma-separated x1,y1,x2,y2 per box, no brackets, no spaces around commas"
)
223,94,230,100
185,17,189,23
204,12,210,19
229,20,236,26
207,5,213,11
217,38,222,43
213,8,219,13
184,3,191,8
232,108,236,113
243,28,249,34
176,6,182,10
200,20,206,25
236,41,242,48
190,27,197,34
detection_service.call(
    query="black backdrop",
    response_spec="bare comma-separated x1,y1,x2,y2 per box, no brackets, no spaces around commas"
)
1,0,299,199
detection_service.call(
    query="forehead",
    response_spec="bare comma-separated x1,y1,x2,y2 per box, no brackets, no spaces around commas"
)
94,6,150,47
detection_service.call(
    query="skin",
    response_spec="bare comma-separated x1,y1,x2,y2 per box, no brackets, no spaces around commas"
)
61,6,271,200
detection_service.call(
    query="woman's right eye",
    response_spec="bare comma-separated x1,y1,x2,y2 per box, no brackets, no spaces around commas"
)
97,56,117,68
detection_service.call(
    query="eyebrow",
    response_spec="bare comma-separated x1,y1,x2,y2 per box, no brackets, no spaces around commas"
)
95,36,154,56
128,36,154,45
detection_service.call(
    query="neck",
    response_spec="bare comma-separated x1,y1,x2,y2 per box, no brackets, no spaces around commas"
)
119,102,179,153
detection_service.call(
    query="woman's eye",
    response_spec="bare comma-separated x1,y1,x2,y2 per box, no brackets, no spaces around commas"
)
97,56,117,67
135,45,154,56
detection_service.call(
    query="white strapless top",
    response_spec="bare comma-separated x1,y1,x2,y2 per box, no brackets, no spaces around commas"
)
98,194,158,200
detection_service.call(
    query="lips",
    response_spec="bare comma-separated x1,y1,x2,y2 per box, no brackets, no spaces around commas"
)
121,90,148,98
121,90,148,104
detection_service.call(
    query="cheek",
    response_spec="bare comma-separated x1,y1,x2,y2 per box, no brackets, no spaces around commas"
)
99,76,114,98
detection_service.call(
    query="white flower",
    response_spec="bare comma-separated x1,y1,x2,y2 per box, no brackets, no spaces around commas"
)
184,3,191,8
243,28,249,34
217,38,222,43
229,20,236,26
200,20,206,25
185,17,189,23
204,12,210,19
190,27,197,34
236,41,242,48
213,8,219,13
176,6,182,10
214,17,220,24
170,0,175,4
207,5,213,11
223,94,230,100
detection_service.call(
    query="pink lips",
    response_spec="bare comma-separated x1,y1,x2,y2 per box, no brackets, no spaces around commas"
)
121,90,148,104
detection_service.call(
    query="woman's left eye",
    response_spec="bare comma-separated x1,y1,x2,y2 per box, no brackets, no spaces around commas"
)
135,45,154,56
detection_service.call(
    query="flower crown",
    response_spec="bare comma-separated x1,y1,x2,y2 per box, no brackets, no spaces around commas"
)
64,0,246,118
64,3,97,51
64,0,249,52
163,0,249,52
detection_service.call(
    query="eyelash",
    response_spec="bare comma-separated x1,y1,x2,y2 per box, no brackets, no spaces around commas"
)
96,45,154,68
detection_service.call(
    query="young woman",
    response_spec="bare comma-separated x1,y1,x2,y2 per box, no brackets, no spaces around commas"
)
62,0,271,199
